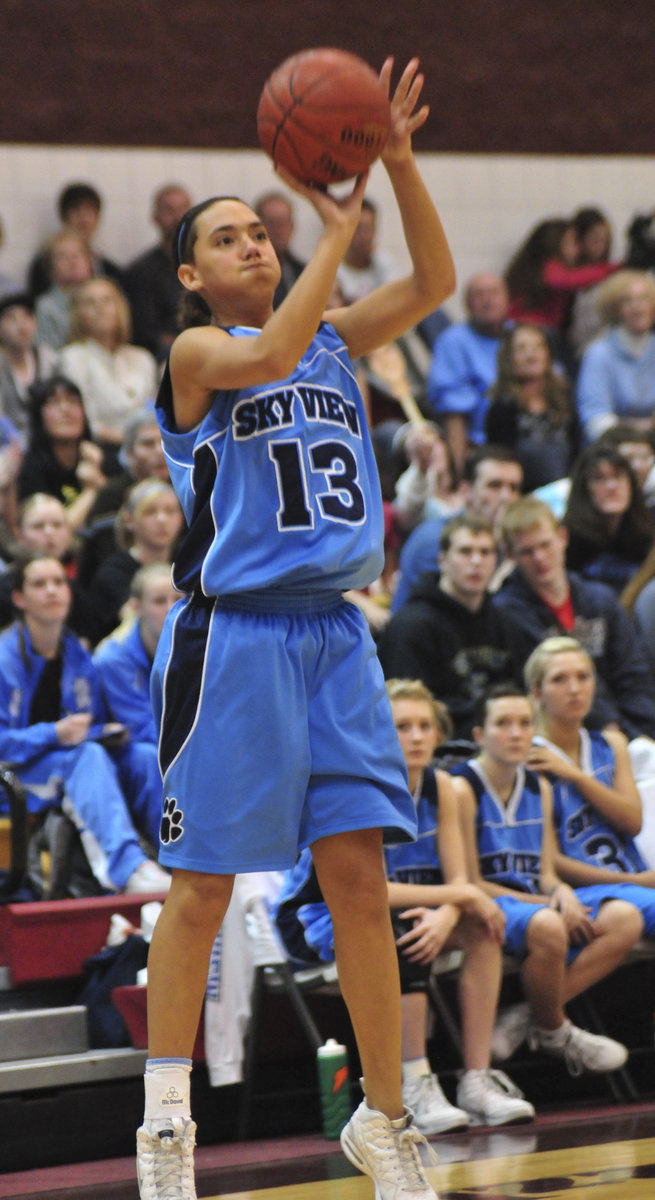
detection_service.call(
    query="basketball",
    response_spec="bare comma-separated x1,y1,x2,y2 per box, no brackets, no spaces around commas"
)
257,48,391,187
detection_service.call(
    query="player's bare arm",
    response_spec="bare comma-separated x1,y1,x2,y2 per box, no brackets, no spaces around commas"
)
528,731,642,838
539,779,596,942
329,58,456,359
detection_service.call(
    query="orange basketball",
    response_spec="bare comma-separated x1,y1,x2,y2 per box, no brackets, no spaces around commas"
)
257,48,391,187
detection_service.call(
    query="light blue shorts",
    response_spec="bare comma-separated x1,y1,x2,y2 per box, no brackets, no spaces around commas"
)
496,883,646,961
151,590,416,874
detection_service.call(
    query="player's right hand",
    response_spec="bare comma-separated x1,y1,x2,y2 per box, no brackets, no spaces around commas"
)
275,163,369,239
55,712,93,746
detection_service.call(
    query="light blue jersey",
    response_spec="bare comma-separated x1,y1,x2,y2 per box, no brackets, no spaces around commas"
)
151,321,415,875
537,729,648,874
384,767,444,886
156,321,384,598
452,760,544,893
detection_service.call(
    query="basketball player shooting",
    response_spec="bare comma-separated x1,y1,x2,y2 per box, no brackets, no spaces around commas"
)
136,56,455,1200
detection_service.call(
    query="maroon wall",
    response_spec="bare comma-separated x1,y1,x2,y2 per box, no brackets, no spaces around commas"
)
1,1,652,154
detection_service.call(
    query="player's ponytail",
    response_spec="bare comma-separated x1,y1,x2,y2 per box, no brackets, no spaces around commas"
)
177,290,212,330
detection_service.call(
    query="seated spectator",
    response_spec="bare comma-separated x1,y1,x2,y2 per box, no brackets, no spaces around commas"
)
576,270,655,443
123,182,192,361
337,197,400,302
0,492,95,642
27,181,122,300
59,278,158,472
275,678,535,1130
526,635,655,887
563,443,655,593
0,292,58,442
485,324,580,492
504,217,617,365
86,478,183,645
87,406,168,520
0,551,170,893
392,420,464,534
452,685,639,1075
34,230,94,351
94,563,179,848
378,513,521,739
494,496,655,744
625,208,655,272
17,375,107,533
392,445,523,613
566,207,616,363
0,215,21,299
426,272,511,476
94,563,178,741
254,190,306,308
79,407,169,584
596,423,655,509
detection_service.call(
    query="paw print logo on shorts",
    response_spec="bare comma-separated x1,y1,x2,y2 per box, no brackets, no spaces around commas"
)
160,796,184,845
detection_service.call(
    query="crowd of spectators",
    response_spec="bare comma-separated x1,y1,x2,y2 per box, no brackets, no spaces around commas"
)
2,178,655,1111
0,181,193,898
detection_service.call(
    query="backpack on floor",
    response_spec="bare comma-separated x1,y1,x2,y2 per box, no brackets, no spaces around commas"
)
26,807,106,901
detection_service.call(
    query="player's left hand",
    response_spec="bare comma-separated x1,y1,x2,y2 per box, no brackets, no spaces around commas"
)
550,884,596,944
396,905,458,963
379,57,429,164
526,743,582,783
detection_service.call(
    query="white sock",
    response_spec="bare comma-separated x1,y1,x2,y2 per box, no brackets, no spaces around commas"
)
401,1056,431,1081
534,1020,569,1047
144,1058,192,1122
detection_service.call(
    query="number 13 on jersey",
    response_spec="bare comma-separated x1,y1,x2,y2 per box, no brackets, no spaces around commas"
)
269,437,367,530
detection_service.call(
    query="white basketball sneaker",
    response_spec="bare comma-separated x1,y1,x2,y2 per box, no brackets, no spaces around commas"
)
136,1117,197,1199
529,1019,628,1077
341,1097,440,1200
456,1068,535,1127
402,1073,470,1134
126,860,172,895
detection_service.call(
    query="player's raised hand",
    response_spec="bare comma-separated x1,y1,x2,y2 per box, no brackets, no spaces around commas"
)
275,162,369,237
380,57,429,164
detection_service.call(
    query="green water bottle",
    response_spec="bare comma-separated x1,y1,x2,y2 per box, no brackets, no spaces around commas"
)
317,1038,352,1139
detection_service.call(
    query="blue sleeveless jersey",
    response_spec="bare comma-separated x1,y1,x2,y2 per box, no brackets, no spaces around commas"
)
156,322,384,597
384,768,444,886
451,760,544,893
536,729,648,874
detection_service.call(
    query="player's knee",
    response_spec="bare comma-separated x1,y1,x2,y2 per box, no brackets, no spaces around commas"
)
76,739,114,770
167,870,235,929
598,899,644,945
526,907,568,959
455,911,498,951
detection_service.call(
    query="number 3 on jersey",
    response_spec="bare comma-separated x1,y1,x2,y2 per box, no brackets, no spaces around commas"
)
269,438,366,530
